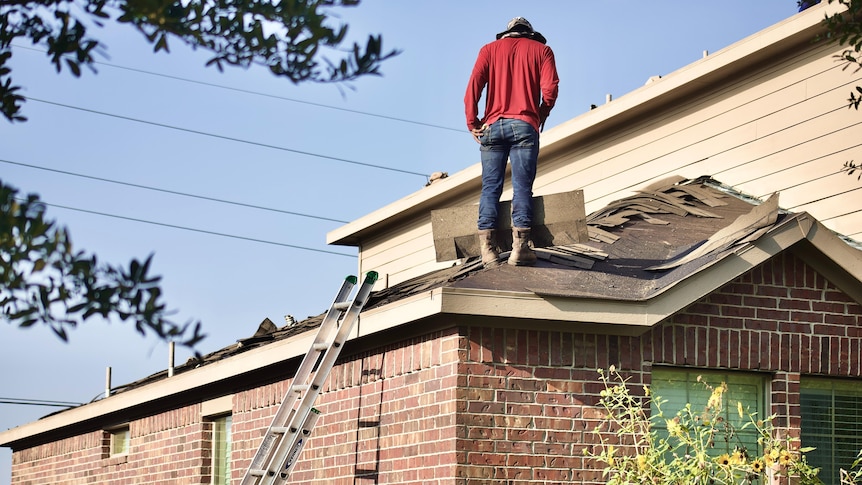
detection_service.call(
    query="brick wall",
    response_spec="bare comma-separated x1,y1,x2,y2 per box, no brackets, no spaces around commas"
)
10,252,862,484
233,329,463,484
455,252,862,484
12,404,209,484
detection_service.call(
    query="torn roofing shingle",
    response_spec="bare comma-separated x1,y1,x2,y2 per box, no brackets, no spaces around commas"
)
108,176,793,394
451,177,784,300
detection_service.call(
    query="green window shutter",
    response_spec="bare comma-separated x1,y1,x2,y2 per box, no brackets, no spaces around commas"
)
213,415,233,485
801,378,862,485
651,368,767,457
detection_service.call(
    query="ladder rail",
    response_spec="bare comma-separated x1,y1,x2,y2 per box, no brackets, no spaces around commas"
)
264,271,377,485
240,275,360,485
241,271,378,485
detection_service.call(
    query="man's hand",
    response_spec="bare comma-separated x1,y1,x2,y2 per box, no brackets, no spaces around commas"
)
539,103,552,132
471,124,488,144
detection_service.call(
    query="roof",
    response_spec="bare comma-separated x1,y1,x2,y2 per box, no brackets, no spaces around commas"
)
2,175,861,448
73,177,862,392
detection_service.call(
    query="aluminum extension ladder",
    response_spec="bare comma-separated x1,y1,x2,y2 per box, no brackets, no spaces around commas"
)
241,271,378,485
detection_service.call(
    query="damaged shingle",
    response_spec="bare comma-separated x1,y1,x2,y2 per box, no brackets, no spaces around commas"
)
97,176,792,398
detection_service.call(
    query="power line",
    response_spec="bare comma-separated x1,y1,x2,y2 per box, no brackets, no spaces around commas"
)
23,96,432,180
12,44,464,134
23,198,357,258
0,397,82,408
0,158,349,224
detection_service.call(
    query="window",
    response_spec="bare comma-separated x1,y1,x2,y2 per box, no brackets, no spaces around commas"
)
212,415,232,485
801,378,862,484
650,368,767,457
109,426,130,456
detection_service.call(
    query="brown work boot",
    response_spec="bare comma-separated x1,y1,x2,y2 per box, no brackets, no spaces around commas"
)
508,227,537,266
478,229,501,266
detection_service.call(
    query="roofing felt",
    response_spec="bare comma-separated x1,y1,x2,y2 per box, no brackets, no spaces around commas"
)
100,176,799,396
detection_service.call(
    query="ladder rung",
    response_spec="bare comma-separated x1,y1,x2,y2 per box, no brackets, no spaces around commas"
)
241,272,379,484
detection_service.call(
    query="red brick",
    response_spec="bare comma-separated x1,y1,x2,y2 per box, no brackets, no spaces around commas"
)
711,293,744,306
791,310,823,324
723,305,757,318
757,308,790,321
813,324,846,336
792,288,823,300
560,332,574,367
758,285,789,298
676,312,709,325
746,318,778,331
687,302,721,315
707,327,720,367
719,329,730,368
825,313,857,326
749,331,761,369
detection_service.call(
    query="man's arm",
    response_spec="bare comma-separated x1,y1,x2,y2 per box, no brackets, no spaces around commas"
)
539,46,560,130
464,46,490,131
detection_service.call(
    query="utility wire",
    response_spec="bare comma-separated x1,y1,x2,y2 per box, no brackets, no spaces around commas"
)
0,397,82,408
12,44,464,134
23,198,356,258
23,96,432,180
0,158,349,224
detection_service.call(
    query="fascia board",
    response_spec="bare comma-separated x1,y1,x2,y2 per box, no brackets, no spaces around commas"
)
0,330,319,447
350,289,445,338
805,216,862,281
795,214,862,303
438,286,656,327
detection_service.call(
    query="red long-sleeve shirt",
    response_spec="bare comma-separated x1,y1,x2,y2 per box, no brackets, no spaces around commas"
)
465,37,559,133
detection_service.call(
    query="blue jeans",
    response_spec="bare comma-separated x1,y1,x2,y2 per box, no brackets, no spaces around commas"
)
477,118,539,230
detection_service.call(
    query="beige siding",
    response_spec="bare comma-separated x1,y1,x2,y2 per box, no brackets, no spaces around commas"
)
355,24,862,286
549,47,860,231
358,197,476,288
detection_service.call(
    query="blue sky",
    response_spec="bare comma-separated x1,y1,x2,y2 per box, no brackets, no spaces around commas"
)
0,1,804,482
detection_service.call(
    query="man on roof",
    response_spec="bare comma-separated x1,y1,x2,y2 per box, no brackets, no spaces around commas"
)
465,16,559,266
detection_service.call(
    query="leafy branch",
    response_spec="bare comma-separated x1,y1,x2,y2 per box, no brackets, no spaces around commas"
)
0,0,399,122
823,0,862,109
0,179,204,349
842,160,861,180
587,367,824,485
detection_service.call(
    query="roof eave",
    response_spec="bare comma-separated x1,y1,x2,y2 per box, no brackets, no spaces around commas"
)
0,331,319,448
359,212,862,333
3,212,859,448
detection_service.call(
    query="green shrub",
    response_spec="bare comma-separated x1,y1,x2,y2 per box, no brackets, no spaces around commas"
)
586,367,823,484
